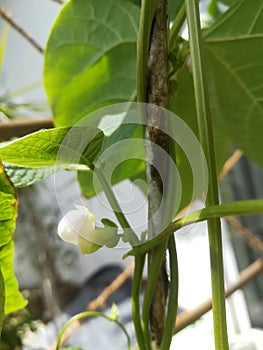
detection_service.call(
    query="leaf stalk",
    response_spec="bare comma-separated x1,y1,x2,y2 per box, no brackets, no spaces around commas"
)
180,1,228,348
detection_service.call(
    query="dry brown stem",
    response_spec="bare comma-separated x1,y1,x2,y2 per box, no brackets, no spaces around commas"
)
225,216,263,256
175,258,263,333
0,6,44,53
219,149,243,179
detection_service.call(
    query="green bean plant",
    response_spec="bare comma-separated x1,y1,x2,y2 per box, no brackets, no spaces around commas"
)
0,0,263,349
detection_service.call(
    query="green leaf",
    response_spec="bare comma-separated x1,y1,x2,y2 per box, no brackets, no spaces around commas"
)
172,66,230,169
170,66,230,209
0,162,27,315
103,123,139,152
127,0,140,6
203,0,263,168
78,159,145,198
101,218,118,228
219,0,237,6
0,127,104,168
172,1,263,182
208,0,222,18
78,118,146,199
168,0,184,21
4,163,56,188
44,0,140,126
0,268,4,335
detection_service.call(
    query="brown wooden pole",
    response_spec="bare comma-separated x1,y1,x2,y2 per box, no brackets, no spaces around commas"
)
0,118,53,140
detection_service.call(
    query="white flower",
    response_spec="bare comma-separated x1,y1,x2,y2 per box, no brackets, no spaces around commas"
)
57,205,119,254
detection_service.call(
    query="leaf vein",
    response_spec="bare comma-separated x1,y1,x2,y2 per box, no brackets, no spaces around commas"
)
205,33,263,43
206,45,263,116
248,3,263,35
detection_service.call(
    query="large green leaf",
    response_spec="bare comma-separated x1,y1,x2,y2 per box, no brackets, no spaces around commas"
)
170,66,230,210
78,159,145,198
172,1,263,176
78,124,146,198
0,162,27,315
44,0,140,126
0,127,104,168
3,164,56,188
77,106,146,198
203,0,263,168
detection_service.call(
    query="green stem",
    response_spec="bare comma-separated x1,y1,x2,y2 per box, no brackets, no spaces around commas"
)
160,235,178,350
131,253,149,350
128,198,263,255
169,3,186,50
141,240,168,348
55,311,131,350
181,1,228,348
136,0,158,103
137,1,169,348
95,167,139,246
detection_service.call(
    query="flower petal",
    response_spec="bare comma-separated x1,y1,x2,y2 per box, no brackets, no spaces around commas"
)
87,227,120,248
74,205,96,239
57,215,78,245
77,235,102,254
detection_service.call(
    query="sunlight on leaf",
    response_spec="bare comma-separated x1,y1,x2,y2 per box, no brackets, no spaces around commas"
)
44,0,140,126
0,127,104,168
0,161,27,315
